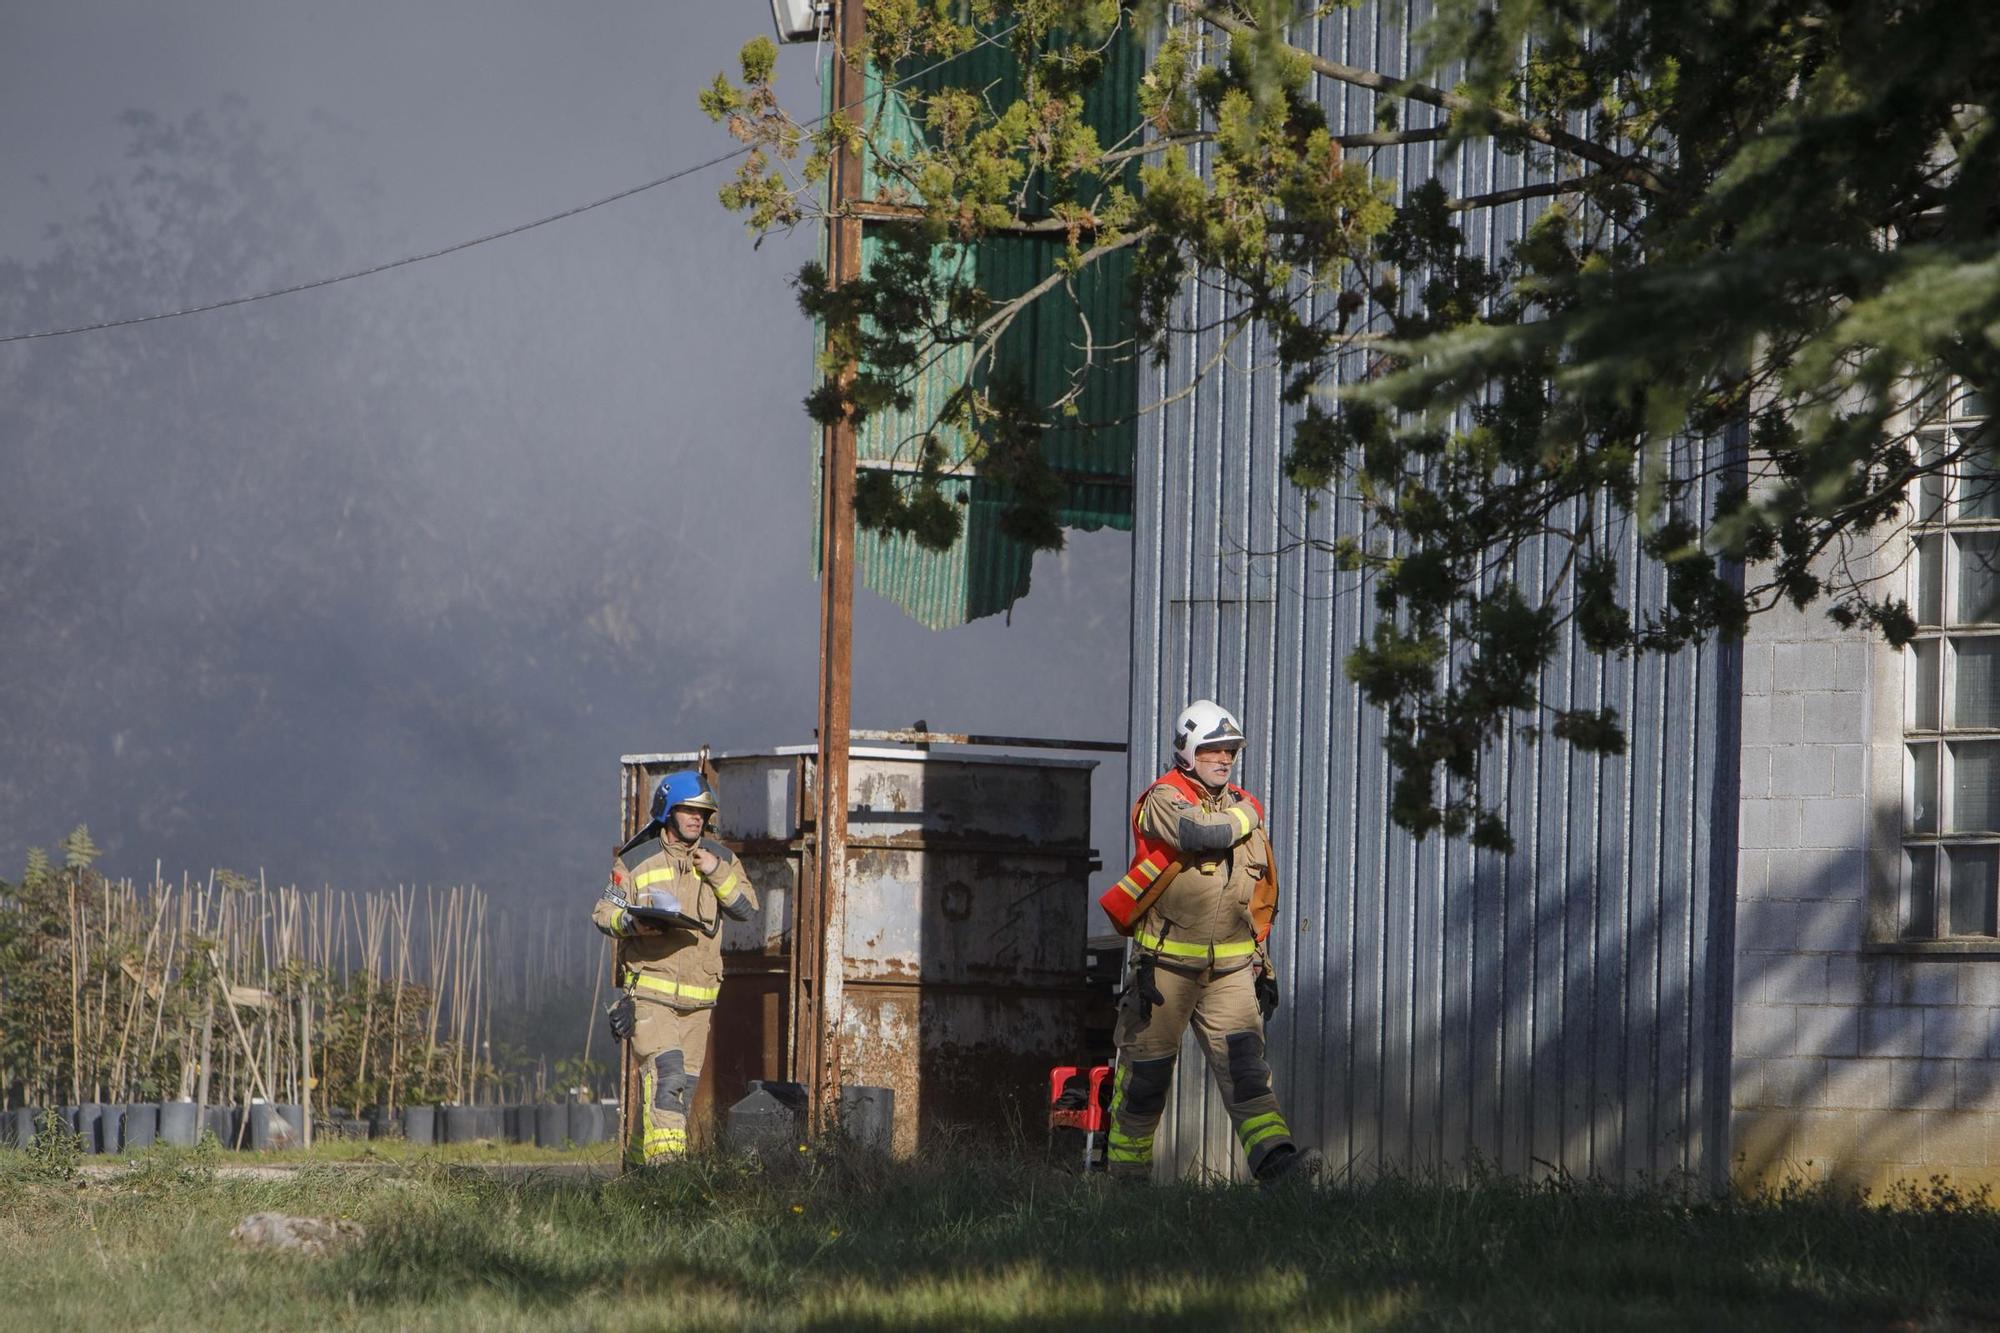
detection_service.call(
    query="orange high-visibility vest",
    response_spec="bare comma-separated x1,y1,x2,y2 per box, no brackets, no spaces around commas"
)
1098,768,1265,936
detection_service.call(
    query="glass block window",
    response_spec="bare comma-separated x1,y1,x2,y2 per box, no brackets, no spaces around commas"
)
1905,382,2000,937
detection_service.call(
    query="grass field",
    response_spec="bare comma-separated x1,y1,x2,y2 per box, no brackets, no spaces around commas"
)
175,1135,623,1169
4,1137,2000,1331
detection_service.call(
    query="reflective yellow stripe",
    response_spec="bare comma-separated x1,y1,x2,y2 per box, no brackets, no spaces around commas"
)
1132,859,1164,885
612,908,631,934
1241,1121,1290,1151
1237,1112,1289,1150
1115,876,1143,901
622,971,721,1003
633,867,678,890
1134,931,1256,961
712,868,740,902
1228,805,1253,837
1107,1065,1153,1163
1106,1116,1153,1162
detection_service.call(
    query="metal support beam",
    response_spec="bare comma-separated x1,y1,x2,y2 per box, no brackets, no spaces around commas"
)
850,728,1128,753
800,0,867,1134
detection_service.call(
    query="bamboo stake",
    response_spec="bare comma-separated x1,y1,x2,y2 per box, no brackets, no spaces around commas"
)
110,888,169,1099
388,886,410,1112
146,877,177,1067
451,889,473,1101
582,936,602,1083
94,870,112,1101
67,875,81,1106
471,891,482,1100
208,951,274,1139
299,987,313,1149
14,857,610,1128
194,873,217,1110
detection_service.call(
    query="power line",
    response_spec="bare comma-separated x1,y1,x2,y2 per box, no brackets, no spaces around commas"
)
0,148,754,344
0,24,1022,345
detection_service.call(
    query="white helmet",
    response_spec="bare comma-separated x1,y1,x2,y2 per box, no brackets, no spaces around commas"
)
1173,698,1245,770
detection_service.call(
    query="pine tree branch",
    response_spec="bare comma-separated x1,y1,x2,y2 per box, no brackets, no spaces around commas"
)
1190,4,1672,196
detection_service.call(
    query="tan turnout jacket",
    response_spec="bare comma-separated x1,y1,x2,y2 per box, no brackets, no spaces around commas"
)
1132,774,1269,972
591,834,757,1009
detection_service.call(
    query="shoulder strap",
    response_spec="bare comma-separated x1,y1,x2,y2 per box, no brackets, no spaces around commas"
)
1133,769,1198,838
1229,784,1265,822
1249,828,1279,941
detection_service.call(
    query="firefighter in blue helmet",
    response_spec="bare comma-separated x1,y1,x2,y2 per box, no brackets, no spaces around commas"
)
593,770,757,1164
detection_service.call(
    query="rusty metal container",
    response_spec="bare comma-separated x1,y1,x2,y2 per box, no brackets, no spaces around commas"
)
620,745,1097,1155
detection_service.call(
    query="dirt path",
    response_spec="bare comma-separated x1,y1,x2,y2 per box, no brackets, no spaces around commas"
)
78,1160,620,1183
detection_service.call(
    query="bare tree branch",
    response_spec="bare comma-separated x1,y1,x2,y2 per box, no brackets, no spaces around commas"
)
1448,173,1611,213
849,199,1109,236
966,226,1156,361
1094,123,1451,170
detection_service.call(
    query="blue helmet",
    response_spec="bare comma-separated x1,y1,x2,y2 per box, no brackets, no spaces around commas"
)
650,770,719,825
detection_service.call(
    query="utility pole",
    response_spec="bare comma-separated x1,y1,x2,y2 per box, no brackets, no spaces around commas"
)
801,0,865,1132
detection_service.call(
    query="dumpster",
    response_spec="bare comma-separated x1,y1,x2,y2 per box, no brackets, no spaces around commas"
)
620,744,1097,1156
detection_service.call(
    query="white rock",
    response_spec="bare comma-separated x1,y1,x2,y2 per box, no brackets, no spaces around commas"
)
230,1212,364,1256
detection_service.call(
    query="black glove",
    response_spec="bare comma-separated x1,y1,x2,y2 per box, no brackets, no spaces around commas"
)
606,994,635,1041
1132,955,1166,1025
1255,959,1280,1021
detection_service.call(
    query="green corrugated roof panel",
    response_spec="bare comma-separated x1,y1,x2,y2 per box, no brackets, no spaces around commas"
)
975,233,1138,494
812,28,1140,628
859,479,1033,631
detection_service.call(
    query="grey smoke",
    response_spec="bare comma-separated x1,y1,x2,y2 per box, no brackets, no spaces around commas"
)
0,1,1134,900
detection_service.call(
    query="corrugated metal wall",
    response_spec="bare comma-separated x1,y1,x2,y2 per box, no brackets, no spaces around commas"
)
1129,3,1741,1186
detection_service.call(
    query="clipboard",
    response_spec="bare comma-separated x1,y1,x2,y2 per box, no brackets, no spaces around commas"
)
625,904,709,933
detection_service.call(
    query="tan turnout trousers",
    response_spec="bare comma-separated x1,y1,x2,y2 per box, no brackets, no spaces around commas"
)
1106,959,1294,1178
627,1000,709,1166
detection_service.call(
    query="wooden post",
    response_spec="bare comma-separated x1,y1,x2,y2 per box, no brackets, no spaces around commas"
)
800,0,867,1136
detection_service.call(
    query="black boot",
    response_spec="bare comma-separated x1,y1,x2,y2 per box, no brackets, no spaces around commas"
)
1254,1143,1323,1188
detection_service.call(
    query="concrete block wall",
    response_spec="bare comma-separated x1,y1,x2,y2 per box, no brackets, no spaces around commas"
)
1734,595,2000,1188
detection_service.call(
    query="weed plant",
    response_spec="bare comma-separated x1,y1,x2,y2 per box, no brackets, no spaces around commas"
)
16,1108,84,1183
3,1141,1999,1330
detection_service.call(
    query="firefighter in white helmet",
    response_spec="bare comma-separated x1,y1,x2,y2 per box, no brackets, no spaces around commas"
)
1100,699,1315,1183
